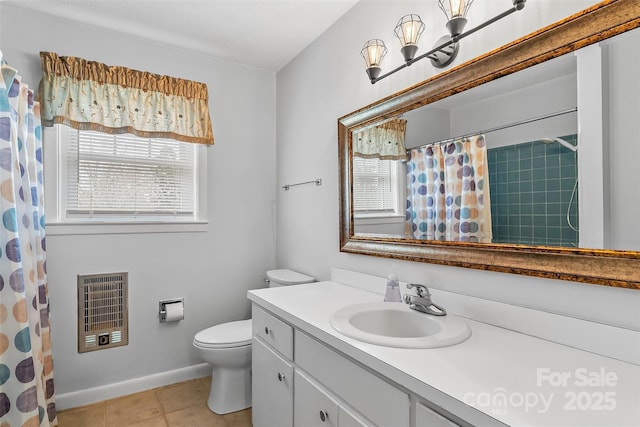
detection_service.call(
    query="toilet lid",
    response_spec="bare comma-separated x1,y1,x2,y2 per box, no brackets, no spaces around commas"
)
266,269,314,285
194,319,252,348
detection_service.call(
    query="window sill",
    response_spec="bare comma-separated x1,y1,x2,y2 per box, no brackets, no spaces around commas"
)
46,221,209,236
354,215,404,226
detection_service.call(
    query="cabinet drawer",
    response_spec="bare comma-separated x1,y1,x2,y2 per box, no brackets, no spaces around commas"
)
295,330,410,427
252,338,294,427
252,305,293,359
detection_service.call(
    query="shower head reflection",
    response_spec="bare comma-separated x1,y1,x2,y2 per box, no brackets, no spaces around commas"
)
541,137,578,152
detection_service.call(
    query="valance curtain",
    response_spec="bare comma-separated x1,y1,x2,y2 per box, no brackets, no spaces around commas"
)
0,53,57,426
37,51,214,145
405,135,493,243
353,118,407,160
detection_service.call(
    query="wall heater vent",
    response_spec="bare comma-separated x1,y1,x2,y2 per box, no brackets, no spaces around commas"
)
78,272,129,353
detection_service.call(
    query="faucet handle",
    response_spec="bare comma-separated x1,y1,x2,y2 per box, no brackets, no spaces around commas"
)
406,283,430,298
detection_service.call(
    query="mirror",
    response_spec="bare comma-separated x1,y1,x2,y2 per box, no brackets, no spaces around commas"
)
339,1,640,288
353,54,580,247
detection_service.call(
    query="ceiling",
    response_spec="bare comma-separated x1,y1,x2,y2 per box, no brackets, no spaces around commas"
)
5,0,359,71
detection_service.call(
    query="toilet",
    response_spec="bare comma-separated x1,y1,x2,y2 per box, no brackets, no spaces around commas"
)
193,269,314,414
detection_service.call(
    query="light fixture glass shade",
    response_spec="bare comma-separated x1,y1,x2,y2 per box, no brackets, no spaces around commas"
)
361,39,387,68
394,14,426,48
439,0,474,37
438,0,474,19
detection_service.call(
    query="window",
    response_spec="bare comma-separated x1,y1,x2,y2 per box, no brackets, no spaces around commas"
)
352,157,404,218
45,125,207,232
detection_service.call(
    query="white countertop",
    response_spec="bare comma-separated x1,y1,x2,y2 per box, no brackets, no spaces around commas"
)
248,281,640,427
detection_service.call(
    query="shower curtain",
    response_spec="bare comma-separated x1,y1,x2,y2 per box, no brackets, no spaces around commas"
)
405,135,492,243
0,54,57,426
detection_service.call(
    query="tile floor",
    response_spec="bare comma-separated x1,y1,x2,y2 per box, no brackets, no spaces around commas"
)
56,377,252,427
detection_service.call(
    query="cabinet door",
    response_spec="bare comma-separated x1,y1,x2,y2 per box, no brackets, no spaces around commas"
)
295,330,410,427
252,338,294,427
294,371,339,427
415,402,460,427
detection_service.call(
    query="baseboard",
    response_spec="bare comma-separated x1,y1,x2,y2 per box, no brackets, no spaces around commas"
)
56,363,211,410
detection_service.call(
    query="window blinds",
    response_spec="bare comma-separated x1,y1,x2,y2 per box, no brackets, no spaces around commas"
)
63,127,195,216
352,157,396,213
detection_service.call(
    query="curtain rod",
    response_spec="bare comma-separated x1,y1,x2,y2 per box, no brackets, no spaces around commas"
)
407,107,578,151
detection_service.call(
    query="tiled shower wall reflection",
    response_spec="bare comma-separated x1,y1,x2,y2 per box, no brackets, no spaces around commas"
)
487,135,579,247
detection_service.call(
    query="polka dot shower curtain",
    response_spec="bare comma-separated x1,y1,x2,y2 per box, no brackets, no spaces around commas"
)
0,53,57,426
405,135,493,243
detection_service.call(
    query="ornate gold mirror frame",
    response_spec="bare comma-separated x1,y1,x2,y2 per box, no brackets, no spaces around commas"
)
339,0,640,289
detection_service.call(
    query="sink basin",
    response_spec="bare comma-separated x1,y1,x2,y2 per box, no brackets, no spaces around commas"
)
330,302,471,348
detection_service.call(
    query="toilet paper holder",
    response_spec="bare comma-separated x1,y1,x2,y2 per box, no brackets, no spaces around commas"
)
159,298,184,323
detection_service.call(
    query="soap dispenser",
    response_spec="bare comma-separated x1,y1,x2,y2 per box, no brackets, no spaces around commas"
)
384,271,402,302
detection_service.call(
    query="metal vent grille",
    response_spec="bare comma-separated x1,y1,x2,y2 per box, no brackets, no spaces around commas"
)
78,272,129,353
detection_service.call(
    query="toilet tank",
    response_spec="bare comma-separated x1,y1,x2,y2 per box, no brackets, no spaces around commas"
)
266,269,314,288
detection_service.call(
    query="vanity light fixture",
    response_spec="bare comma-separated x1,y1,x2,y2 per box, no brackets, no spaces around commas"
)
361,39,388,81
395,14,426,64
361,0,526,84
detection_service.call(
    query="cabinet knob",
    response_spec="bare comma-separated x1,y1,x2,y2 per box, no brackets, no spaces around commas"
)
277,372,285,382
319,410,328,422
264,326,270,335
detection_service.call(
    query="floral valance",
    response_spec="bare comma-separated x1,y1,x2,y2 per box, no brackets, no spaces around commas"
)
353,118,407,160
37,51,214,145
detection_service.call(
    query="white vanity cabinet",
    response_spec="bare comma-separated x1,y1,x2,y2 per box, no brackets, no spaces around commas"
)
252,304,377,427
251,303,461,427
249,279,640,427
252,306,294,427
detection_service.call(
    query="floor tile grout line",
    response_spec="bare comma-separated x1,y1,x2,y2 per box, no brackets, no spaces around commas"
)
58,376,252,427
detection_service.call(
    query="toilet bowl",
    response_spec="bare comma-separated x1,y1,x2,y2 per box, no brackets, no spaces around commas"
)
193,319,252,414
193,269,314,414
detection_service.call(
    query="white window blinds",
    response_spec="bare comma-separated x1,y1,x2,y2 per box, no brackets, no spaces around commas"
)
352,157,398,214
62,126,196,217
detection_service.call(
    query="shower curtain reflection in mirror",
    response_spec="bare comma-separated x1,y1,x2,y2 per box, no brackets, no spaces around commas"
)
405,135,492,243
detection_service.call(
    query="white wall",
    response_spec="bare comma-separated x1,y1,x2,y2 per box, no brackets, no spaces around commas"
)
403,56,578,150
1,5,277,401
605,30,640,250
404,107,450,149
276,0,640,333
451,73,577,149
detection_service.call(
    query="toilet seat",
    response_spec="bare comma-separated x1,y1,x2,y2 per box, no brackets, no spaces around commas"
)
267,269,315,285
194,319,252,349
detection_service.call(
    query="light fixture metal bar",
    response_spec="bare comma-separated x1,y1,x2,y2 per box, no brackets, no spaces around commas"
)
371,36,455,83
452,5,520,44
369,2,524,84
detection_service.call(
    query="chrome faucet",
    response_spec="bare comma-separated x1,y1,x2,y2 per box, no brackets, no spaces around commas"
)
403,284,446,316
